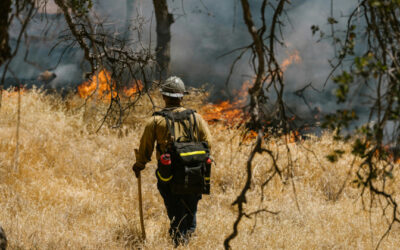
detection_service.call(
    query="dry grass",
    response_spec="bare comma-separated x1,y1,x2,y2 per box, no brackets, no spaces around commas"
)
0,89,399,249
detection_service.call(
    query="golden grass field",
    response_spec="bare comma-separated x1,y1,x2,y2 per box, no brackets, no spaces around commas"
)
0,88,399,249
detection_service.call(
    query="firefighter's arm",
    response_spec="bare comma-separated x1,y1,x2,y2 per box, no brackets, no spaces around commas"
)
133,118,157,174
197,115,212,150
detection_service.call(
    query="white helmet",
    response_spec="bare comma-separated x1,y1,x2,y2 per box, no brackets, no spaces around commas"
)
160,76,188,98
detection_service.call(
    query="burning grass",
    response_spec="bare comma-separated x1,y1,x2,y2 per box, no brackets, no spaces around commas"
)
77,69,144,101
0,89,400,249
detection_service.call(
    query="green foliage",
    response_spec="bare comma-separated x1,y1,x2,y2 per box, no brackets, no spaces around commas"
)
351,138,366,157
324,1,400,170
322,109,358,141
327,17,338,24
68,0,93,15
369,0,382,7
369,0,400,8
356,124,374,140
323,0,400,239
311,25,319,35
332,71,353,103
326,149,345,163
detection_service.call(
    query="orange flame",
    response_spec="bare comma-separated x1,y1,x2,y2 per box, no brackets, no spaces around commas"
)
123,80,143,97
2,87,25,99
281,50,301,72
77,70,143,100
200,50,301,126
242,130,300,143
200,81,251,126
287,130,300,143
384,146,400,164
77,70,116,100
200,50,302,143
368,144,400,164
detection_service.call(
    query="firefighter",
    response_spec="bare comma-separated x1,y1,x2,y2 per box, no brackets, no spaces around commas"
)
132,76,212,246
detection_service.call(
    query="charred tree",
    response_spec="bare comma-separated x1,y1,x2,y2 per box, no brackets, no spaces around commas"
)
153,0,173,80
0,0,35,110
224,0,288,249
0,0,11,109
53,0,154,130
0,0,11,66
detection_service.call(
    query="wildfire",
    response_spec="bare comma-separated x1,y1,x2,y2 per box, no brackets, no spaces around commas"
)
2,87,25,99
77,69,143,100
77,70,115,100
123,80,144,97
200,50,301,127
281,50,301,72
379,145,400,164
200,81,251,126
199,50,303,143
287,130,300,143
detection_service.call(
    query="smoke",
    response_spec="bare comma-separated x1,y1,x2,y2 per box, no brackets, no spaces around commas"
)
279,0,359,116
50,64,82,88
117,0,360,108
3,0,362,113
3,10,83,87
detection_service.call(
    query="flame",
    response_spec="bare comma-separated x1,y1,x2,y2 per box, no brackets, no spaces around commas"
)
200,50,302,143
123,80,143,97
243,130,272,143
77,70,143,100
200,81,251,126
369,144,400,164
200,50,301,127
241,130,300,143
77,70,116,100
287,130,300,143
281,50,301,72
2,87,25,99
384,146,400,164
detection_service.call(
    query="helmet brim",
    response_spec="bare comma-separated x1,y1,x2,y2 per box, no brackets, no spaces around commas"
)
161,91,184,98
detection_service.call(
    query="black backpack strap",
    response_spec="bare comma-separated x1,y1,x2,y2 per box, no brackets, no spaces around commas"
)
179,109,197,142
186,116,194,141
153,109,198,142
178,119,193,141
191,110,200,142
166,115,176,141
153,110,176,141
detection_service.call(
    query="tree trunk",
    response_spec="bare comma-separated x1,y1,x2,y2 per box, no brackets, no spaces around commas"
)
0,0,12,110
152,0,173,80
0,0,11,66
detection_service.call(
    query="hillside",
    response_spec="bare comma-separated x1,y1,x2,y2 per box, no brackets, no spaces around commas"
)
0,89,399,249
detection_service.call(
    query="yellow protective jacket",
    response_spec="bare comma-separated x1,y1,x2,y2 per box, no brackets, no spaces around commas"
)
135,106,212,168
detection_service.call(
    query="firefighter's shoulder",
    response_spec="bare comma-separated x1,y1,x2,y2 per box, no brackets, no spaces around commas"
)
194,112,209,126
145,113,165,128
149,114,163,122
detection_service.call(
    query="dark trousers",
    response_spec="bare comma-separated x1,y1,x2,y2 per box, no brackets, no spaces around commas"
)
157,181,201,242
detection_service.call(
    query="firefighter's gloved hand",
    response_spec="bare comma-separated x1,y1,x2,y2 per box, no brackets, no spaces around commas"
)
132,163,145,178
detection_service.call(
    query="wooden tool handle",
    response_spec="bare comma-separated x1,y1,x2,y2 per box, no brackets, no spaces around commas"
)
137,173,146,240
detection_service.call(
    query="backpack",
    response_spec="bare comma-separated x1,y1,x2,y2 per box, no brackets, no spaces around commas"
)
153,109,211,195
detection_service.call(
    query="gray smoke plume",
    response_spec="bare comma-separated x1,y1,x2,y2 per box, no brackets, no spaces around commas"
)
2,0,363,117
95,0,359,106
